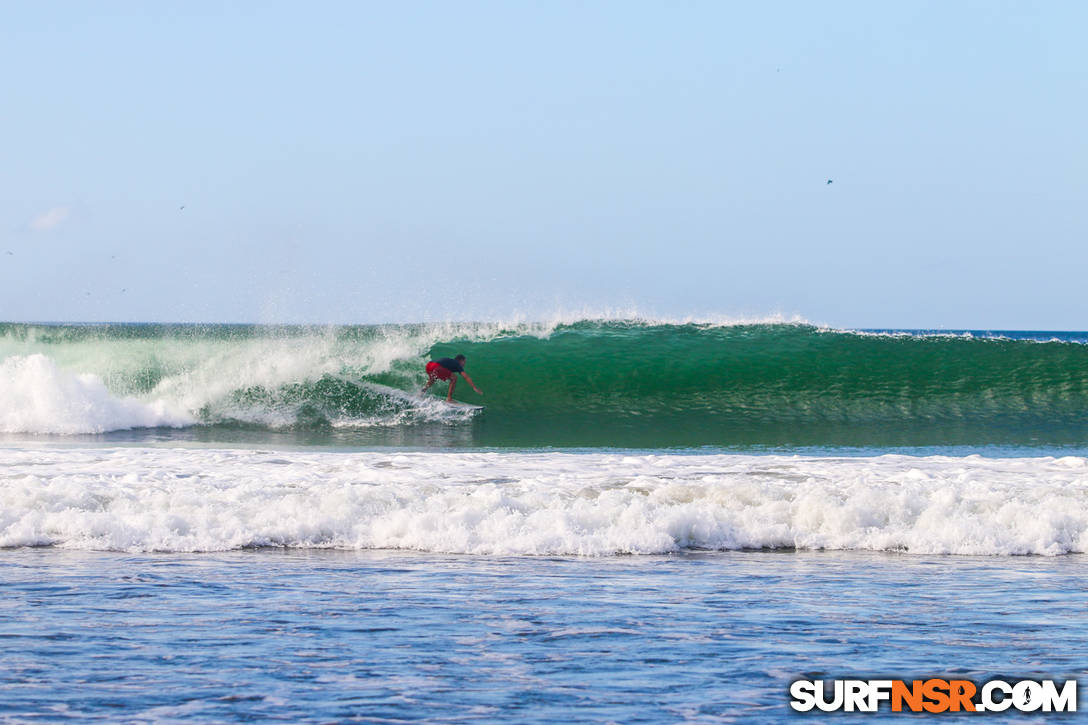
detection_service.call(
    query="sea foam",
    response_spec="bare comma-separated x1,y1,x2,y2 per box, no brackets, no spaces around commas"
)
1,448,1085,556
0,355,192,434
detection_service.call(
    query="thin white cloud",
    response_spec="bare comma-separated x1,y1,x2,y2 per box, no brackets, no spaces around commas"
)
30,206,71,232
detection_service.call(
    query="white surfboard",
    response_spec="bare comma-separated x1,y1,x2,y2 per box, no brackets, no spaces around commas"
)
443,400,484,411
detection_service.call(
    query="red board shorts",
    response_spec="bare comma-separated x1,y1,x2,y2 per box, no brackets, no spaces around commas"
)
426,361,453,381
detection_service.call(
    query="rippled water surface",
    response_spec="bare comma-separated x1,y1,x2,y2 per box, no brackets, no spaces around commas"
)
2,549,1086,722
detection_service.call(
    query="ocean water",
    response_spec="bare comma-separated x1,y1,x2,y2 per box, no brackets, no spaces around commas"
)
2,319,1088,721
4,549,1087,723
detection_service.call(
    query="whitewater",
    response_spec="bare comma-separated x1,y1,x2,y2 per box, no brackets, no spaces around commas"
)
3,447,1087,556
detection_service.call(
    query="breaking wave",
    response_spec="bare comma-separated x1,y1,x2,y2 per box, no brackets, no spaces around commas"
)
2,319,1088,447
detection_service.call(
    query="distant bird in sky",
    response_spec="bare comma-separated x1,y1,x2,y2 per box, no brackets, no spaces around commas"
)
827,179,833,184
179,205,186,211
5,251,12,255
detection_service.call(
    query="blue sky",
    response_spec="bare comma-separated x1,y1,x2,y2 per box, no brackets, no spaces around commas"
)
2,1,1085,328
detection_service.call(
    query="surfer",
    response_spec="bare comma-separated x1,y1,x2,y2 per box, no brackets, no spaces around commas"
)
422,354,483,402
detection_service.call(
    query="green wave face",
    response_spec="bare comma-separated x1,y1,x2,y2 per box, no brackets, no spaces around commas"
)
424,323,1088,447
2,321,1088,448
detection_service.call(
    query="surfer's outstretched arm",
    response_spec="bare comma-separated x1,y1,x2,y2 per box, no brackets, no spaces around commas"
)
460,372,483,396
